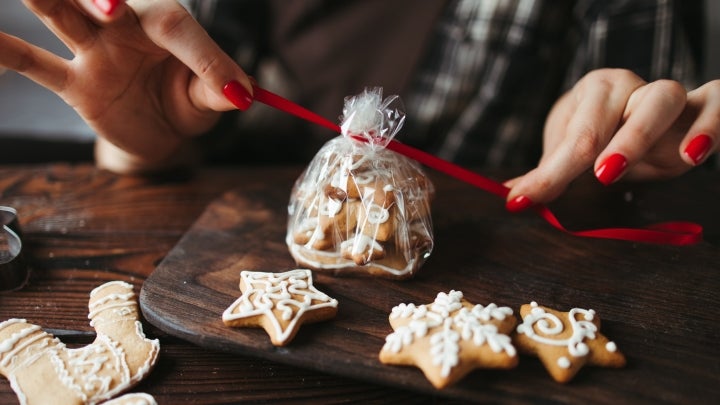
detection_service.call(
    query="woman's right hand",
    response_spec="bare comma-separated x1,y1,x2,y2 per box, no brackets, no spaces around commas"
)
0,0,254,173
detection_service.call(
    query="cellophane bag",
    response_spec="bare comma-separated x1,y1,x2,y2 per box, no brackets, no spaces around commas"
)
286,87,434,279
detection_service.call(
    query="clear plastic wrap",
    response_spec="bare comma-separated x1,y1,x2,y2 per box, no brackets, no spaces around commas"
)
286,88,434,279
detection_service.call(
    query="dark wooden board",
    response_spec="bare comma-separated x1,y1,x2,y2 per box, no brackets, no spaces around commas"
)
140,170,720,403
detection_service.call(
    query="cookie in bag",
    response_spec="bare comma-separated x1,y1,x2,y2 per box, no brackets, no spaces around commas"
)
286,88,434,279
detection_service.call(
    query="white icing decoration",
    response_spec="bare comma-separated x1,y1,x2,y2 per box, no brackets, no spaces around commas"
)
606,341,617,352
287,235,415,276
0,321,42,357
330,159,351,189
382,291,515,377
222,269,338,345
319,198,343,217
517,304,597,358
104,392,158,405
304,226,326,249
341,235,383,257
430,319,460,377
558,356,571,369
364,203,390,224
455,307,516,356
352,172,375,186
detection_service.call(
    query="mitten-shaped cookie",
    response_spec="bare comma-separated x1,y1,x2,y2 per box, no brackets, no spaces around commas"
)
0,281,159,405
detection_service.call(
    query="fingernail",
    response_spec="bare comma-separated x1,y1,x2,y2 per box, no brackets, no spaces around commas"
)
595,153,627,186
683,134,712,165
506,195,534,213
223,80,253,111
93,0,119,15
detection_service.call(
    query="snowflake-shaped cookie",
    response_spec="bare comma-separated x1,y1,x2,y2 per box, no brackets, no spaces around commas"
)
222,269,338,346
379,290,517,389
514,302,626,383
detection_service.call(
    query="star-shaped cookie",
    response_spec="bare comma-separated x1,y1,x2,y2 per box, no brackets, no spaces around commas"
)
514,302,626,383
222,269,338,346
379,290,518,389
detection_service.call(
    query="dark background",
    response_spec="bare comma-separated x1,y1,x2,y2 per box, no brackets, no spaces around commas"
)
1,1,718,164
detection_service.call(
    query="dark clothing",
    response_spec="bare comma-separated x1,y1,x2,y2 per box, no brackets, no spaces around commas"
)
191,0,704,167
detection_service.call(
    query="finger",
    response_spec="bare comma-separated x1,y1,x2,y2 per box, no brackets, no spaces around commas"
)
540,92,573,165
128,0,253,111
595,80,686,184
22,0,103,53
0,31,68,92
506,71,643,209
680,80,720,165
79,0,127,20
22,0,129,54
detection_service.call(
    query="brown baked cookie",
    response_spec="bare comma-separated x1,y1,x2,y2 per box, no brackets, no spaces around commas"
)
356,200,395,242
103,393,157,405
0,281,159,405
317,194,359,244
293,188,359,251
379,291,518,389
514,302,626,383
222,269,338,346
288,239,422,279
340,234,386,265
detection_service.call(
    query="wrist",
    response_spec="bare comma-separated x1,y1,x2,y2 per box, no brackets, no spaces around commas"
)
94,137,199,175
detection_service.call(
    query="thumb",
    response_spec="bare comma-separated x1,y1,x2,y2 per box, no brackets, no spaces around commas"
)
129,0,253,111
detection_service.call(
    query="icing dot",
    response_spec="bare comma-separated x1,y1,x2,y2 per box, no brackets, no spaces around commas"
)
557,357,571,369
606,341,617,352
576,342,589,356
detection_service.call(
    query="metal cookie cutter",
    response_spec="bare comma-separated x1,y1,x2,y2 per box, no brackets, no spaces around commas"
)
1,206,28,291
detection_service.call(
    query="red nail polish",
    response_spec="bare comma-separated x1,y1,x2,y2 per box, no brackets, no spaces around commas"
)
683,134,712,165
506,195,533,213
93,0,119,15
595,153,627,186
223,80,253,111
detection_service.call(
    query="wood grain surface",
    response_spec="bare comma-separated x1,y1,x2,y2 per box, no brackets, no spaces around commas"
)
1,163,718,404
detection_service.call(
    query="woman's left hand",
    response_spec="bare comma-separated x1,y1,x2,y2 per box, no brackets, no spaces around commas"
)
505,69,719,212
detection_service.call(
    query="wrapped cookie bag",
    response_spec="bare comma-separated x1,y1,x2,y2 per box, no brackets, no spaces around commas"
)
286,88,434,279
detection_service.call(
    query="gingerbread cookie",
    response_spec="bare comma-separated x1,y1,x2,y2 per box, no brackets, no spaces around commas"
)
222,269,338,346
379,291,518,389
514,302,626,383
0,281,159,405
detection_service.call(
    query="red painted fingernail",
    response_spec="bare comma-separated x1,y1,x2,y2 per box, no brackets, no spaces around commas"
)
683,134,712,165
223,80,253,111
506,195,534,213
595,153,627,186
93,0,119,15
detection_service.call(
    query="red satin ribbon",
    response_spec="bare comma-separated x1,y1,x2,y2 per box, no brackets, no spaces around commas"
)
252,85,703,245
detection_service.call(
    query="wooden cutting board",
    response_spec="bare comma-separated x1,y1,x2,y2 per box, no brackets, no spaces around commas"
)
139,170,720,402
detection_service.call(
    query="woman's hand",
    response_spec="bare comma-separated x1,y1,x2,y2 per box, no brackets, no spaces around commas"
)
0,0,254,173
505,68,719,212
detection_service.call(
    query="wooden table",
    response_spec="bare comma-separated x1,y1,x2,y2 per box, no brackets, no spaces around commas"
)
0,163,718,404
